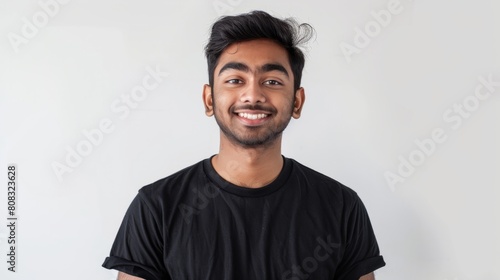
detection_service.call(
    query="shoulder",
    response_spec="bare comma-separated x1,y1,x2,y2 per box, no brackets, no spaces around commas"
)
288,158,361,203
137,159,207,203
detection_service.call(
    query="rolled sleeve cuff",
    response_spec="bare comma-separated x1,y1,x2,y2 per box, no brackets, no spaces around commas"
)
341,255,386,280
102,256,166,280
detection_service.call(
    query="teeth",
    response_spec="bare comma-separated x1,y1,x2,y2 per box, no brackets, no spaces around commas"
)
238,113,268,120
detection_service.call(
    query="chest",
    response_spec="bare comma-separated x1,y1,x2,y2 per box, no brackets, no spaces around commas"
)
164,192,345,279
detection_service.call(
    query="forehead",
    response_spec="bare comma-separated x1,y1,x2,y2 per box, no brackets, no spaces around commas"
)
216,39,291,73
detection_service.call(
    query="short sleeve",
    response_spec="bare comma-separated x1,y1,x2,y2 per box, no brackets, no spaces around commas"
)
335,193,386,280
102,193,170,280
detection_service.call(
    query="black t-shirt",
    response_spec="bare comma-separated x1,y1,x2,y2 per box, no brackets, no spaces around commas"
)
102,156,385,280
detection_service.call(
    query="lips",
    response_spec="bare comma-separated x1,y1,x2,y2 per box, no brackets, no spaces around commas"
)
233,110,272,126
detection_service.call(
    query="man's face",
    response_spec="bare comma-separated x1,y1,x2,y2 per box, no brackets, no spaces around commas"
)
203,39,305,148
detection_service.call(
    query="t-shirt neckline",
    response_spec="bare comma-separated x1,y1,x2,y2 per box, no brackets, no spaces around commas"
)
203,155,293,197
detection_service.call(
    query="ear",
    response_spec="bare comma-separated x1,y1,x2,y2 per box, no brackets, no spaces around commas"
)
292,87,305,119
203,84,214,116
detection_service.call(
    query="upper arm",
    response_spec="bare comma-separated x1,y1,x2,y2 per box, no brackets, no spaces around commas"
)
117,271,145,280
333,191,385,279
102,193,169,279
359,272,375,280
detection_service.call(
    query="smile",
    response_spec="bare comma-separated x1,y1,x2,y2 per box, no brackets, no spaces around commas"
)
237,113,269,120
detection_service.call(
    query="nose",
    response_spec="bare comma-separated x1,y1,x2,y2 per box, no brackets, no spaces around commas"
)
240,80,266,104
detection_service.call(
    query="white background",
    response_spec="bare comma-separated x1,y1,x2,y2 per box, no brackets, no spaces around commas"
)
1,0,499,279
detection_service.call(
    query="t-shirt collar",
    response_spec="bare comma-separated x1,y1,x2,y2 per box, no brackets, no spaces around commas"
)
203,155,293,197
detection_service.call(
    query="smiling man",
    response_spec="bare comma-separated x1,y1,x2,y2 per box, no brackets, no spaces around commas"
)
103,11,385,280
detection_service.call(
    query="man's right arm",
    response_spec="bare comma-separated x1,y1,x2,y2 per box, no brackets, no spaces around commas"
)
117,271,144,280
103,193,168,279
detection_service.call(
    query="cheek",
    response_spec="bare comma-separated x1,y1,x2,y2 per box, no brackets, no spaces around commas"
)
274,95,295,112
212,92,233,113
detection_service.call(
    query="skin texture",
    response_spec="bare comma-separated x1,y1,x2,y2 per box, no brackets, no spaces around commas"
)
117,272,143,280
202,39,305,188
116,39,375,280
360,272,376,280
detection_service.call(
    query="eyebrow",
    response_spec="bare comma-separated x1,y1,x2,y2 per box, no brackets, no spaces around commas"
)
218,62,289,77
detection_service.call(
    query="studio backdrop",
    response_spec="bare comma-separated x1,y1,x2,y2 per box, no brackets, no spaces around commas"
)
0,0,499,279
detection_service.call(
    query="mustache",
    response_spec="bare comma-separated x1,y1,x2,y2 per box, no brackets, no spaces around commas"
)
231,104,277,114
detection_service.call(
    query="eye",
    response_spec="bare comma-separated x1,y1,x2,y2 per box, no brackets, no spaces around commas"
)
226,79,243,84
263,80,282,86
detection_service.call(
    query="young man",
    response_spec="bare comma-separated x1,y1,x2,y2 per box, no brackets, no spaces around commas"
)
103,11,385,280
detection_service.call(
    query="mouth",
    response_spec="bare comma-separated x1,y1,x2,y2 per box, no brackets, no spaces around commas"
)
234,111,271,126
237,112,269,120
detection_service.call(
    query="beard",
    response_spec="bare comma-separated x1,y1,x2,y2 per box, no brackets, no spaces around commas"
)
212,95,294,148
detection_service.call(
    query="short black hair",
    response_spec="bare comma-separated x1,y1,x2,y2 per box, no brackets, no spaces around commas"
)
205,10,314,91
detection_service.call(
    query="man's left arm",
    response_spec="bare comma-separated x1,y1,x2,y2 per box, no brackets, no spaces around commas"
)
360,272,375,280
334,190,385,279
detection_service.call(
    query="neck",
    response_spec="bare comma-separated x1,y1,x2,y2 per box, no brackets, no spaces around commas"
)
212,133,284,188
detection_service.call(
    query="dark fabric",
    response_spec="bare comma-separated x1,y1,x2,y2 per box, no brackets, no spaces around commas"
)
103,156,385,280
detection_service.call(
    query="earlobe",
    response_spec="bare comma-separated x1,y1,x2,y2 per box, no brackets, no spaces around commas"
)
292,87,305,119
203,84,214,116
